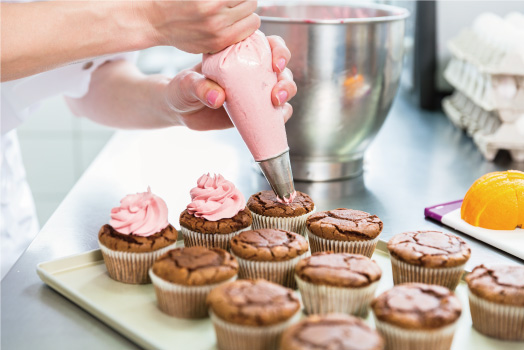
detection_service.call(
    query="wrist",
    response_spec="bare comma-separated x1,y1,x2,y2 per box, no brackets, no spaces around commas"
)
109,1,158,51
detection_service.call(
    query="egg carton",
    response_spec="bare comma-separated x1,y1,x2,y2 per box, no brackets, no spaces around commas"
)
443,91,524,162
447,12,524,76
444,57,524,118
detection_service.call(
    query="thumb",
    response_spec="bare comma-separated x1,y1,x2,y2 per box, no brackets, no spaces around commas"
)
167,66,226,114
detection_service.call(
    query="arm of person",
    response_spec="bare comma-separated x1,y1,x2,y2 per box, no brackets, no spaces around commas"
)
1,1,259,82
65,37,297,131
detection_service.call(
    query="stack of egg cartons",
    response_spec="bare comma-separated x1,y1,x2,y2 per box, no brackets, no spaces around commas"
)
442,12,524,161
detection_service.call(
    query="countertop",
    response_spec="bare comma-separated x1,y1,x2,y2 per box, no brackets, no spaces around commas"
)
2,92,523,349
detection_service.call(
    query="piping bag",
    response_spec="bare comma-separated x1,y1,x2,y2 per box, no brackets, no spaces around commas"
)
202,30,295,203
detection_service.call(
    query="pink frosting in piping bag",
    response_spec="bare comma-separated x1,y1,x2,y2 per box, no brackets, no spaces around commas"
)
109,187,169,236
202,30,289,161
187,173,246,221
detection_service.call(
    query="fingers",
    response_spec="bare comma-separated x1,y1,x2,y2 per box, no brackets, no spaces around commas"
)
179,107,234,131
282,103,293,124
217,13,260,52
271,68,297,106
267,35,291,73
225,0,258,23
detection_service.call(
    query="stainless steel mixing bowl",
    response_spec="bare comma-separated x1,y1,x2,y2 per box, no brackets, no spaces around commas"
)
258,2,409,181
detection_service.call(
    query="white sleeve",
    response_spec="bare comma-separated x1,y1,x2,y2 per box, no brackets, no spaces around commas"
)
1,51,139,135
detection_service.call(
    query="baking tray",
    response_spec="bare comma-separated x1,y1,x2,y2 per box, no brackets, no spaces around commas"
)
37,241,523,350
425,200,524,260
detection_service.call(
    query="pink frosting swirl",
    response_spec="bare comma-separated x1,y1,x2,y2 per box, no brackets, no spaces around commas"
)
187,174,246,221
109,187,169,237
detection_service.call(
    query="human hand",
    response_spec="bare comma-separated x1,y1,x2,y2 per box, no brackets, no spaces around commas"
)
139,0,260,53
164,36,297,131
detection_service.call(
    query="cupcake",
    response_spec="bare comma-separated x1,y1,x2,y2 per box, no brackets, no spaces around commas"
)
98,187,178,284
387,231,471,290
306,209,382,257
179,173,252,250
207,279,301,350
371,283,462,350
465,264,524,340
295,252,382,317
149,246,238,319
230,229,309,289
281,313,384,350
247,190,315,235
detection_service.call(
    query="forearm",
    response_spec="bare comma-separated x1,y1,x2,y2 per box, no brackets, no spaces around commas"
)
1,1,153,82
66,60,177,129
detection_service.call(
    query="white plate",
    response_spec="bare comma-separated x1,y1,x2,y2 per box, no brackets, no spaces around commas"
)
37,241,524,350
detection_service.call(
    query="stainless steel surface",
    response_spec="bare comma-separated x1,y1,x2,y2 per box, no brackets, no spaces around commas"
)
2,92,523,349
259,3,409,181
257,150,296,201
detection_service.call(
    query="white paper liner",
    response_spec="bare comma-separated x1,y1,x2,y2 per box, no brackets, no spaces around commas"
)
231,251,309,289
468,289,524,341
390,255,465,290
307,228,379,258
295,275,379,317
210,310,301,350
149,271,236,319
373,316,458,350
180,225,251,251
250,207,316,236
98,241,177,284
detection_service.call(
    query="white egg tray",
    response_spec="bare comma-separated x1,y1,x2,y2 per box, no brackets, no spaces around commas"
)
443,92,524,161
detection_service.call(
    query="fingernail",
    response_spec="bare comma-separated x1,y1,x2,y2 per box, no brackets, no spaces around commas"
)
277,58,286,72
206,90,219,107
277,90,288,105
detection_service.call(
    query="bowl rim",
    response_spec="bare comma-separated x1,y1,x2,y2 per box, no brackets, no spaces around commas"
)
258,1,410,24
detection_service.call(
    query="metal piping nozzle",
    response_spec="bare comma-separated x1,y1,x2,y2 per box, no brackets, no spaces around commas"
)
257,150,295,202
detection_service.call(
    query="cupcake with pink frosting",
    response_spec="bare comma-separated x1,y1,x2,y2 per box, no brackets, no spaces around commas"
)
98,187,178,284
179,173,252,250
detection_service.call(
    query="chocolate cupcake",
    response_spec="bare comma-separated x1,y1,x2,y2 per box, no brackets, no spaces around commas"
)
371,283,462,350
207,279,301,350
387,231,471,290
295,252,382,317
179,174,252,250
280,313,384,350
149,246,238,319
247,190,315,235
230,229,309,288
465,264,524,340
98,187,178,284
306,209,382,257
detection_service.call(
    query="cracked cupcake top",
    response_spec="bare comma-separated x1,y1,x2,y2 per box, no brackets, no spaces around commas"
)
295,252,382,288
247,190,315,217
306,209,382,241
387,231,471,268
206,279,300,326
466,264,524,306
371,283,462,330
230,229,308,261
281,314,384,350
151,247,238,286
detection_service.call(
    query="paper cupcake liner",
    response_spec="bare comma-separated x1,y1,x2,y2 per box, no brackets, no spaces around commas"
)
99,241,177,284
295,275,379,317
390,255,465,290
210,310,301,350
180,225,251,251
232,251,310,289
307,229,379,258
468,289,524,341
250,207,316,236
373,316,458,350
149,271,236,319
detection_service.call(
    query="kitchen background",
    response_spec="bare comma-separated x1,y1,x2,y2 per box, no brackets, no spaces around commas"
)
17,0,523,226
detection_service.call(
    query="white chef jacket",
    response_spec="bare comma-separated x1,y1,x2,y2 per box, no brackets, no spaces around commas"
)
1,52,137,279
